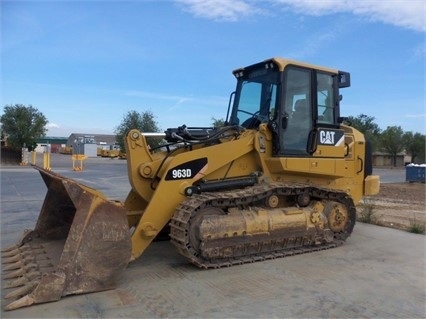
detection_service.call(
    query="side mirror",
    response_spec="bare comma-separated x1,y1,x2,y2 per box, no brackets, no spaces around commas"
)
338,116,348,124
338,71,351,88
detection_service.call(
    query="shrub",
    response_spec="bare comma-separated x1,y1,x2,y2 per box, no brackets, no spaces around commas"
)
357,199,377,224
408,216,425,234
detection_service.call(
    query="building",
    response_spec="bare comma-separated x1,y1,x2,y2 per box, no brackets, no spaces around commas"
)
34,133,118,157
67,133,118,157
66,133,117,147
372,151,407,167
35,137,68,153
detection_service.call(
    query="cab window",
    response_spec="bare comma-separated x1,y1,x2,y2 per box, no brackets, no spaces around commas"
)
316,72,335,125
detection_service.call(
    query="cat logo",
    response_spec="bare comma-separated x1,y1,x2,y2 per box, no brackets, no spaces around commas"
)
320,130,335,144
318,129,344,146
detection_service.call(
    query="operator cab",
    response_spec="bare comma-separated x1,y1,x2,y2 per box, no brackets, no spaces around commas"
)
228,57,350,156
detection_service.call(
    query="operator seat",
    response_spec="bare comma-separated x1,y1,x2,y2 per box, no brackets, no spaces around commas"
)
285,99,310,151
292,99,308,122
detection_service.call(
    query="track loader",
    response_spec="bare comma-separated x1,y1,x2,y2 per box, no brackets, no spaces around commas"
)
2,57,380,310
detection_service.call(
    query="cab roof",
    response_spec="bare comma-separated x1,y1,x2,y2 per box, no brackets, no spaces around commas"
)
233,57,339,75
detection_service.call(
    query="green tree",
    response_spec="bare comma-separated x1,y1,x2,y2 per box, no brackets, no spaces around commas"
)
114,110,161,153
403,131,426,164
211,117,225,127
0,104,48,151
345,114,381,151
380,126,405,167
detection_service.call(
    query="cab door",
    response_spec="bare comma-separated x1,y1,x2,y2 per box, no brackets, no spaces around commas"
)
277,66,313,156
273,65,346,158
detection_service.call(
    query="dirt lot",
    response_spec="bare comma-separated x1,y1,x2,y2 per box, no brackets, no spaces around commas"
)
360,182,425,232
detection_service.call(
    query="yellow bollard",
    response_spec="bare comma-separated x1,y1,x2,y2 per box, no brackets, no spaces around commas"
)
43,152,51,171
31,151,37,165
72,154,87,171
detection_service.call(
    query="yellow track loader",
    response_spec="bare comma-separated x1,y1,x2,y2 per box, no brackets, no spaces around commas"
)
2,57,380,310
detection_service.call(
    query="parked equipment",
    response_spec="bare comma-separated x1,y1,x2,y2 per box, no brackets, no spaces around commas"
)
2,57,380,310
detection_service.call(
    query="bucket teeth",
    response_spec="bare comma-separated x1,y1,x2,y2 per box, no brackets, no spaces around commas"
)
3,258,51,273
1,244,20,253
5,271,41,289
4,281,39,299
1,244,34,255
2,245,49,271
3,268,25,279
3,261,52,281
2,254,22,264
2,243,53,297
2,260,25,271
2,265,42,279
5,277,29,289
3,255,50,271
2,248,22,258
2,250,27,264
1,244,43,256
5,295,35,311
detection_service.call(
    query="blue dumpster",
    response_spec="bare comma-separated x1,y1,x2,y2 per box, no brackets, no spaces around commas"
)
405,164,426,183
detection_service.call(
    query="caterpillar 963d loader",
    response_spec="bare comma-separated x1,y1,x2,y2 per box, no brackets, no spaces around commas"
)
2,57,380,310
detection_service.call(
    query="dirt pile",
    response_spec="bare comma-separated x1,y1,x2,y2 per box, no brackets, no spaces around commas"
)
360,182,425,232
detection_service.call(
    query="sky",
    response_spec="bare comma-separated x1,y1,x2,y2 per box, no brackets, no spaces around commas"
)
1,0,425,137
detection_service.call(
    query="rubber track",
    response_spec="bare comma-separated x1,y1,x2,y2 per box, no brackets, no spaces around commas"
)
170,183,356,269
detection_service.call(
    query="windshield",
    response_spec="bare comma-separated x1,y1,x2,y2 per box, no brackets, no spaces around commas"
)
230,68,279,128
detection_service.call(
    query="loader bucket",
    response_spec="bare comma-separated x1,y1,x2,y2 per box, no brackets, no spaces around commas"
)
2,167,132,310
